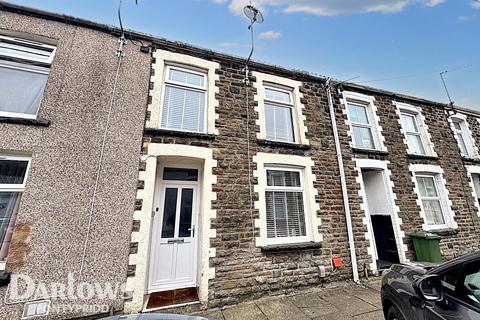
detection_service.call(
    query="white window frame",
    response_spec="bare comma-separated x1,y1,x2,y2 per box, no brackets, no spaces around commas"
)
342,91,386,152
0,35,56,120
449,114,477,158
409,164,456,231
158,64,208,133
263,84,296,143
394,102,436,157
264,166,310,245
0,155,32,270
465,166,480,218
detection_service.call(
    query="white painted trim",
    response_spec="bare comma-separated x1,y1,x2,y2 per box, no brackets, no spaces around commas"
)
341,91,387,152
465,165,480,218
0,155,32,190
409,164,457,231
354,159,408,272
393,101,437,157
448,113,479,159
252,71,309,145
253,153,321,247
124,144,217,313
147,49,220,134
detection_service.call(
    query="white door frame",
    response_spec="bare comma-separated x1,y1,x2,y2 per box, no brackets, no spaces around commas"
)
147,163,201,293
356,159,406,272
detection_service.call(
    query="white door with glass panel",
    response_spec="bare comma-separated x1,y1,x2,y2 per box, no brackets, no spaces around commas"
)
148,167,199,293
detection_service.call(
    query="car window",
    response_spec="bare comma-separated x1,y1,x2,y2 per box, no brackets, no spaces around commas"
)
440,266,461,294
461,263,480,309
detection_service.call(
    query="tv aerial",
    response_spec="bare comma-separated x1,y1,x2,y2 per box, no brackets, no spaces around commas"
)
243,4,264,85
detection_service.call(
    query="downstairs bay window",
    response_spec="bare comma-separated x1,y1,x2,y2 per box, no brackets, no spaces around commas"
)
0,156,31,269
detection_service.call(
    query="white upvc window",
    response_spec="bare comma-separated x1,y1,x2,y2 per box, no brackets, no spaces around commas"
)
410,165,456,231
450,115,476,157
347,102,375,149
395,102,436,156
160,65,208,133
400,111,426,155
265,167,309,244
0,35,56,119
264,85,295,143
0,155,31,270
343,92,385,151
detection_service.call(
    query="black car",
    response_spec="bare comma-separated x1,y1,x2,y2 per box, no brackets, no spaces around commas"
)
381,251,480,320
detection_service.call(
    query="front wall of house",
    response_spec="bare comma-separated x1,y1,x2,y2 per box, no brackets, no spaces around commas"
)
0,11,150,319
127,43,480,311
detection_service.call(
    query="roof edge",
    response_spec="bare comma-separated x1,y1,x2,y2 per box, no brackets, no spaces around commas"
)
1,0,480,117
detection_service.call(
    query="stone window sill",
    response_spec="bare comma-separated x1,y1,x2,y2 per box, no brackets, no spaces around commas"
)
260,241,321,253
461,156,480,162
144,128,216,140
257,139,311,150
407,153,438,160
0,116,50,127
428,228,459,237
352,147,389,156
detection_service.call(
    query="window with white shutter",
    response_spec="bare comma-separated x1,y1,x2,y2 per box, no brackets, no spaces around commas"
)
264,86,295,143
0,35,56,119
265,167,308,243
0,155,31,270
160,66,207,133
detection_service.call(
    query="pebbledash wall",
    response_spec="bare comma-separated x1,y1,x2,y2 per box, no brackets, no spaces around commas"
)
125,40,480,312
1,2,480,318
0,4,151,320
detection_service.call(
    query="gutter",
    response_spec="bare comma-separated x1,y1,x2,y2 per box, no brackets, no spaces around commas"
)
325,79,360,283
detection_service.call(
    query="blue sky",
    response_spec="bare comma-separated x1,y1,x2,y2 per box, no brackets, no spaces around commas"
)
6,0,480,110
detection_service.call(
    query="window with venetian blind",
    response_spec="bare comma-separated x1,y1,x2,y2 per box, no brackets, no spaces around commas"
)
0,35,56,119
264,86,295,143
160,66,207,133
265,168,308,243
0,156,31,268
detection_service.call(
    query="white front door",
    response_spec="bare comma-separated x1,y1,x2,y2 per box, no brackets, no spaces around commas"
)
148,168,199,293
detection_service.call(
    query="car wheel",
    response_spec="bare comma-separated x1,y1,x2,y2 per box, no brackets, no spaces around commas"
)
387,304,405,320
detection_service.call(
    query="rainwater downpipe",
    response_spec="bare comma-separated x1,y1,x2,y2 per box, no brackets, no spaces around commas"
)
325,78,360,283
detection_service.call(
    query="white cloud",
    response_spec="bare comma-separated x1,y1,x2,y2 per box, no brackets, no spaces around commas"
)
221,0,446,17
259,30,282,39
457,15,471,22
472,1,480,9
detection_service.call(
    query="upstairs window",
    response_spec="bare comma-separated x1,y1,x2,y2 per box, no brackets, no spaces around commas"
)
264,86,295,143
347,102,375,149
0,35,56,119
396,102,436,157
160,66,207,133
0,156,31,269
265,168,308,243
400,111,426,155
450,116,476,157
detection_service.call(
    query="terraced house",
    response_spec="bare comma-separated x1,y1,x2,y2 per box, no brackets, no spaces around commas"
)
0,2,480,319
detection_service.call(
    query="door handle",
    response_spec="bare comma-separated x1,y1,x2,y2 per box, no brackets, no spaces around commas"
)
167,239,185,244
188,225,195,237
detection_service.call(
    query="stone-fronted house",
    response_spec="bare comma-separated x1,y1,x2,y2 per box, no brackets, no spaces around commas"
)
0,2,480,319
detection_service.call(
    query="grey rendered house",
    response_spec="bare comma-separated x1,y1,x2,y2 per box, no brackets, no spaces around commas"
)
0,2,480,319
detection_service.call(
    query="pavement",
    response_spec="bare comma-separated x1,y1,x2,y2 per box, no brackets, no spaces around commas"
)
193,280,384,320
